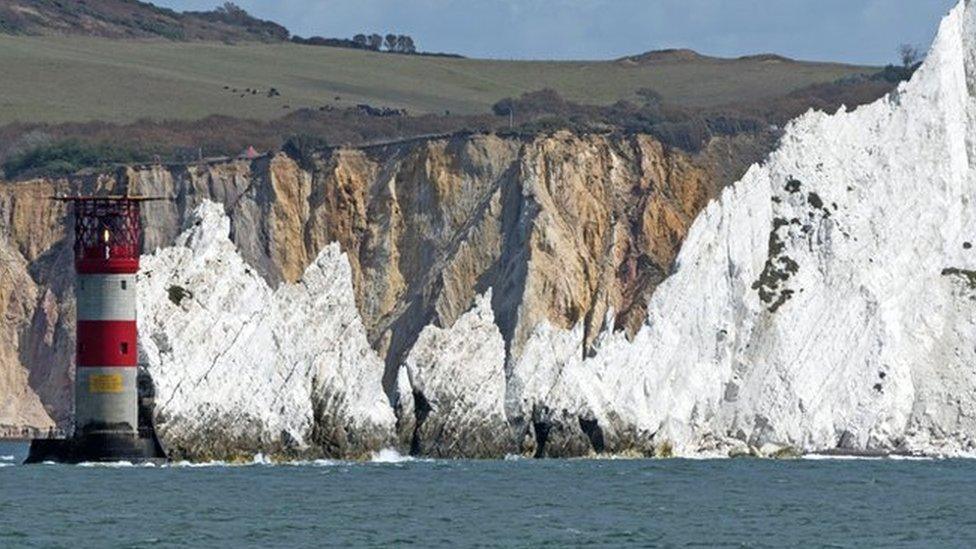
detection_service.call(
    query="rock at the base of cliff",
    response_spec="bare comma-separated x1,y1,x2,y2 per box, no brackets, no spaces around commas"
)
396,291,515,457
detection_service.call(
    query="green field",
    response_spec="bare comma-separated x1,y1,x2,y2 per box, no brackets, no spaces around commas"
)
0,35,877,125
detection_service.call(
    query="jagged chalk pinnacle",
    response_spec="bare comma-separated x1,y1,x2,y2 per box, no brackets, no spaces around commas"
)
138,200,395,460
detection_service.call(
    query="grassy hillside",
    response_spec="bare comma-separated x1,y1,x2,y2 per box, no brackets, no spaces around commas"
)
0,34,876,125
0,0,288,41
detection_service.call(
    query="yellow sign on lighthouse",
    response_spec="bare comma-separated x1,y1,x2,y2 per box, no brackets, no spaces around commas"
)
89,373,123,394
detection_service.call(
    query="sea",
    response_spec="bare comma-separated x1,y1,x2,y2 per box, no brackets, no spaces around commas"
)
1,441,974,548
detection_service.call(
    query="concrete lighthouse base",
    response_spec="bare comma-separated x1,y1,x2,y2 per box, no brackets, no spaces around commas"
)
24,373,169,465
24,431,167,464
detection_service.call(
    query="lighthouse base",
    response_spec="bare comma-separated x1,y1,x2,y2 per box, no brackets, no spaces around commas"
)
24,432,167,465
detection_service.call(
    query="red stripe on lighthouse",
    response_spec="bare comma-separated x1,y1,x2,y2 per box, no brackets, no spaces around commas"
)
77,257,140,274
77,320,137,367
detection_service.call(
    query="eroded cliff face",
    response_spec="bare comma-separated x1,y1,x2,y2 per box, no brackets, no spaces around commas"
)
411,0,976,458
0,131,761,456
0,236,50,437
0,181,71,436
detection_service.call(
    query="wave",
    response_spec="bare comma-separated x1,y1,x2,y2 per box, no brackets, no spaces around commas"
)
370,448,413,463
802,454,936,461
166,460,236,468
886,455,939,461
247,453,341,467
370,448,437,464
77,461,157,468
285,459,340,467
164,454,342,468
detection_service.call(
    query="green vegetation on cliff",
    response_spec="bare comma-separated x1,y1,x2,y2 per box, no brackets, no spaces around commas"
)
1,139,148,179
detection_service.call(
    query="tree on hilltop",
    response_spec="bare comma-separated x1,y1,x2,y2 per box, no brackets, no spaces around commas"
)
367,33,383,50
899,43,922,68
217,2,245,14
215,2,249,22
397,35,416,54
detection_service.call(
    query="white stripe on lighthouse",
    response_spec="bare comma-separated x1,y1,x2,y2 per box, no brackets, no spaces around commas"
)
76,274,137,321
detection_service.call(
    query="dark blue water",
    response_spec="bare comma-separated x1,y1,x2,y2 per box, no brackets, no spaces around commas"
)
2,441,975,548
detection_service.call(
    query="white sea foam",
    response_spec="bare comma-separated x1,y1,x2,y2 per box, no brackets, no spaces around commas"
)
284,459,341,467
163,456,343,468
77,461,138,468
371,448,415,463
248,453,343,467
801,454,938,461
801,455,885,461
166,460,233,468
76,461,158,468
0,455,15,461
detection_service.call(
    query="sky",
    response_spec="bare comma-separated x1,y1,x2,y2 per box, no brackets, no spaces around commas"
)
154,0,959,65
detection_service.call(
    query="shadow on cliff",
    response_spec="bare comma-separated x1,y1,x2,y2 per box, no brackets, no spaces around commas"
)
376,148,536,397
22,238,74,427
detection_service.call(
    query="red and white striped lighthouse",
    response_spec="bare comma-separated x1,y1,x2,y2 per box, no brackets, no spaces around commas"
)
72,197,143,437
27,194,167,463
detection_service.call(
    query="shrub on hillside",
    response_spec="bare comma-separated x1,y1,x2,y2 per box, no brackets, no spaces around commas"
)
291,36,369,50
871,64,920,83
492,89,570,118
186,2,289,41
0,7,30,34
2,139,148,179
133,17,185,41
490,90,768,152
282,134,332,168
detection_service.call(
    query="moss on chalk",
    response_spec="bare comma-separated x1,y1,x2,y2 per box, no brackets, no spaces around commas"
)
655,440,674,458
942,267,976,290
751,217,799,312
167,284,193,306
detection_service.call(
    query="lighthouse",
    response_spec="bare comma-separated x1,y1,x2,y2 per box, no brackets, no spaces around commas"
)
26,194,167,464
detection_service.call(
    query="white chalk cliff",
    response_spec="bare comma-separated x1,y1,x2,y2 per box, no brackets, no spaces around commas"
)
138,201,395,459
134,0,976,459
395,291,511,456
402,0,976,457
